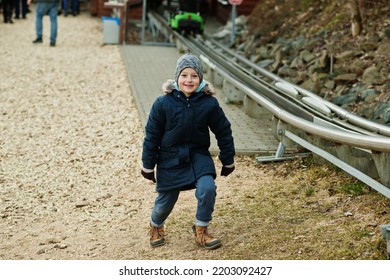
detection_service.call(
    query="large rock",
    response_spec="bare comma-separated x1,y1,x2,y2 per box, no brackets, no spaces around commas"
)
362,65,386,85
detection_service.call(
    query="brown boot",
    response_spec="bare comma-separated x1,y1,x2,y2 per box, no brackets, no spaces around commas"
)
149,224,165,247
192,225,222,250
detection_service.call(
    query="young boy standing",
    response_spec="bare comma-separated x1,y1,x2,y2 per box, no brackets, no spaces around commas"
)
141,53,235,250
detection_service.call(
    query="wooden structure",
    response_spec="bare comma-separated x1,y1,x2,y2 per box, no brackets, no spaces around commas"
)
91,0,112,17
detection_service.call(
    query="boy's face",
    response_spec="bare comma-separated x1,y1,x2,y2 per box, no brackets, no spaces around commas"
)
178,68,200,96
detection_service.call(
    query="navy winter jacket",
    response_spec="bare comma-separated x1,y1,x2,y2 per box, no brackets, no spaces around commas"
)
142,79,235,192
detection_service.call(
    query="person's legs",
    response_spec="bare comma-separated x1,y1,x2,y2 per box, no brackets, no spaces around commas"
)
194,175,216,225
3,0,14,23
14,0,20,18
8,0,14,22
193,175,221,250
2,1,8,22
21,0,27,18
48,3,58,44
151,189,180,226
71,0,78,15
149,189,180,247
35,3,45,40
63,0,68,15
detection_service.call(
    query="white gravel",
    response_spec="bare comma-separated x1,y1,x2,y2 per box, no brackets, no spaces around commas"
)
0,6,152,259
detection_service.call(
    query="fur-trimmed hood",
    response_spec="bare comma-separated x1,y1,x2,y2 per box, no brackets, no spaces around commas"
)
162,79,215,96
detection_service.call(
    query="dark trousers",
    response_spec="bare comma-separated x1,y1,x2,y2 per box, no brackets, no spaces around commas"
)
2,0,14,22
14,0,28,18
63,0,79,15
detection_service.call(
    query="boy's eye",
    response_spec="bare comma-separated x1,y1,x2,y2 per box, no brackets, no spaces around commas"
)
180,73,198,79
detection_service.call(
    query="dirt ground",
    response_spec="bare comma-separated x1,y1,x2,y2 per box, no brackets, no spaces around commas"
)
1,5,390,261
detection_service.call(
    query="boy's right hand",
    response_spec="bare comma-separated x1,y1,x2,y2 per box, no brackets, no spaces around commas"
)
141,169,156,183
221,165,235,177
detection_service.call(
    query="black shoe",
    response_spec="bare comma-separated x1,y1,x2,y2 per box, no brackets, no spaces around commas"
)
9,19,14,24
15,16,20,19
50,42,56,47
33,38,43,44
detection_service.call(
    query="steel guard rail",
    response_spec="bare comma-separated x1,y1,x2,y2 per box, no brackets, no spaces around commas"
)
200,55,390,153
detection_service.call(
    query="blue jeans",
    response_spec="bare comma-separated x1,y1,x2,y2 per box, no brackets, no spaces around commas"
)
151,175,216,227
35,3,58,43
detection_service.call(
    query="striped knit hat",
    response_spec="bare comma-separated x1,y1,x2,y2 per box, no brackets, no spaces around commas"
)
174,53,203,83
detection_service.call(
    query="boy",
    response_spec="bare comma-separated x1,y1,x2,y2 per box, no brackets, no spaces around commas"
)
141,53,235,250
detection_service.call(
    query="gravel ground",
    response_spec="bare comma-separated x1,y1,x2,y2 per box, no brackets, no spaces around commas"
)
0,7,152,259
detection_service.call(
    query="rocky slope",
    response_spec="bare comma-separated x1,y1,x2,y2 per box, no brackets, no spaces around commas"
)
214,0,390,124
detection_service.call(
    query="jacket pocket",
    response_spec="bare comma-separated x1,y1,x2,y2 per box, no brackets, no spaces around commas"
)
158,157,180,169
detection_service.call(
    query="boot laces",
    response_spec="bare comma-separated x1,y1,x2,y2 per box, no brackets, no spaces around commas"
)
199,227,214,242
150,226,164,240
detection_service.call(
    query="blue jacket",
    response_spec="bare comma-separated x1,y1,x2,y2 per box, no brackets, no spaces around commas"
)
142,79,235,192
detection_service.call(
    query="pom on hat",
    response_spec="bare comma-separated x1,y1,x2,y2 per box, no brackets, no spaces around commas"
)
174,53,203,83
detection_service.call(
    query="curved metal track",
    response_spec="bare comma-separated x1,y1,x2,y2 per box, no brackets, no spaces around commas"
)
147,10,390,199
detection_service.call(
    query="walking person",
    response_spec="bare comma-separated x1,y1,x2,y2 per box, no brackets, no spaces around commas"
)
141,53,235,250
32,0,59,46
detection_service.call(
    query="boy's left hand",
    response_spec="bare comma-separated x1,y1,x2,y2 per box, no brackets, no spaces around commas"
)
141,169,156,183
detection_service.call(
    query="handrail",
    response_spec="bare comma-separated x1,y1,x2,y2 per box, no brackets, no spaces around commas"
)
200,56,390,153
